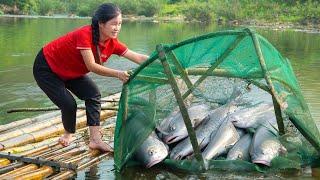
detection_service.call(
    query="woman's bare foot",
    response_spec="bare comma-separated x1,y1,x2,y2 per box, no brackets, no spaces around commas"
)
58,132,74,147
88,126,113,152
88,139,113,152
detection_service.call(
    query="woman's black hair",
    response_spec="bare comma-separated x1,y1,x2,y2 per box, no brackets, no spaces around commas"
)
91,3,121,46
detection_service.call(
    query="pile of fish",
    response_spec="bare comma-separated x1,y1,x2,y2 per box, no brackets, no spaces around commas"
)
134,86,287,168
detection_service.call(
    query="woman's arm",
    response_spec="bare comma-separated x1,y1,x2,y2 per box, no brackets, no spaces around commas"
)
122,49,149,64
80,49,129,82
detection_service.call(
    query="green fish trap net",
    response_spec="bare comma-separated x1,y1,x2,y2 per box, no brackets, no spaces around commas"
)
114,28,320,173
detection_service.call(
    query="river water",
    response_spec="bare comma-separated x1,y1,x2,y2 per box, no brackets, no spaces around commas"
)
0,17,319,179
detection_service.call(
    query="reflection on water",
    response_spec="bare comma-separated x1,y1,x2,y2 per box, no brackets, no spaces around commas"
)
79,159,311,179
77,159,115,179
0,17,319,179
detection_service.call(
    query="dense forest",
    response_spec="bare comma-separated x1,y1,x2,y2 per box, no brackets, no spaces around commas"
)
0,0,319,25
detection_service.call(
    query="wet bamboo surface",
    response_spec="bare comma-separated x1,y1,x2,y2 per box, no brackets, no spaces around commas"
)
0,93,119,180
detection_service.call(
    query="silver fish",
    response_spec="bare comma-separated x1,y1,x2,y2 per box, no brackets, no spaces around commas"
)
250,124,286,166
242,83,273,104
228,102,276,129
134,131,169,168
202,120,240,160
169,102,239,160
226,133,252,161
157,103,210,144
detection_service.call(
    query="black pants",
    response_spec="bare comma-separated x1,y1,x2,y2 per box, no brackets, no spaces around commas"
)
33,49,101,133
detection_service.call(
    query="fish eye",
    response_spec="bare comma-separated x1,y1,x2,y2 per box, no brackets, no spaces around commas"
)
170,125,176,131
148,147,156,155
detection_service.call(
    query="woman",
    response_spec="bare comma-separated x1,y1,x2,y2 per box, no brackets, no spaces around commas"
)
33,3,148,152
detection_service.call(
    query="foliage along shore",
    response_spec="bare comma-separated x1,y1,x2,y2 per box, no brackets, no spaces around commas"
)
0,0,319,32
1,13,319,34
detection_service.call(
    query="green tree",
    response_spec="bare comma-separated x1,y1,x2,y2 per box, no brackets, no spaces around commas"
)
137,0,161,17
38,0,54,15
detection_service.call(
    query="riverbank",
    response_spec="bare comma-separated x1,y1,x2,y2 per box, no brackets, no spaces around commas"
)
234,19,320,34
1,14,319,34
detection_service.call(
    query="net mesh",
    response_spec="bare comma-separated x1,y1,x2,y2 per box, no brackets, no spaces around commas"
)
114,28,320,172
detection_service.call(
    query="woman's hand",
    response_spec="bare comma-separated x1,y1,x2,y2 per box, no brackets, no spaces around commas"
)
81,50,130,82
122,49,149,64
117,70,130,83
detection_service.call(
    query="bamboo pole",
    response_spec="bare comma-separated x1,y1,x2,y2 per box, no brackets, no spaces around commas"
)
157,44,206,170
0,152,77,171
49,152,109,180
169,51,194,89
21,143,61,157
186,67,264,79
63,151,91,164
48,170,74,180
32,146,64,159
245,79,270,93
0,162,24,175
12,165,54,180
0,118,61,142
42,142,85,159
35,136,83,159
1,92,119,134
51,146,88,161
248,29,285,135
135,75,168,84
19,140,61,157
0,164,38,179
101,92,121,101
3,137,59,154
77,152,109,170
0,93,119,177
182,35,245,100
0,110,116,150
50,146,88,161
168,51,208,103
62,147,104,164
37,144,78,159
0,111,61,133
186,68,271,94
0,111,86,142
0,158,10,167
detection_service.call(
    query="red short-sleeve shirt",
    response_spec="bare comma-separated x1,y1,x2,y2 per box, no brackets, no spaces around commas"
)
43,25,128,80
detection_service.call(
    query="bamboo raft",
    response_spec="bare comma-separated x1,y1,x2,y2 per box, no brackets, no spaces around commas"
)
0,93,120,179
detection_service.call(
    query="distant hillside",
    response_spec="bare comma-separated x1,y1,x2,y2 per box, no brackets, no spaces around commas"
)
1,0,319,25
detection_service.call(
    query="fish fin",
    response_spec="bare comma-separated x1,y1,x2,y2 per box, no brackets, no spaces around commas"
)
263,122,279,136
209,129,217,140
200,115,211,125
199,137,208,148
227,86,242,104
193,118,201,127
